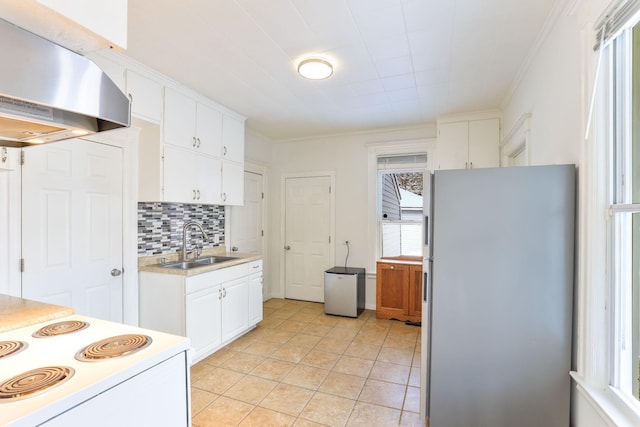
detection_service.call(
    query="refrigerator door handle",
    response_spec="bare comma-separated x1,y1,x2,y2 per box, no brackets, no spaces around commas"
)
423,272,428,302
424,215,429,246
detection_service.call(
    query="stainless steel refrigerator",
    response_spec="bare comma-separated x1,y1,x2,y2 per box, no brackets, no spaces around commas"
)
420,165,575,427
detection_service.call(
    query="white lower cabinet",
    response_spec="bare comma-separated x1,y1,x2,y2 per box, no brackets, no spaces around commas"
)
221,277,248,342
248,260,264,325
139,259,262,363
186,284,222,357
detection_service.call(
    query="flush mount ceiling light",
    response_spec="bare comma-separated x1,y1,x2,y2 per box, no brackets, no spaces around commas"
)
297,57,333,80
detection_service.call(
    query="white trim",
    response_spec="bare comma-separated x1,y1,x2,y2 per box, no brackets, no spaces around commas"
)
500,113,531,166
436,109,501,125
83,128,140,326
367,139,436,273
278,171,335,299
571,371,640,426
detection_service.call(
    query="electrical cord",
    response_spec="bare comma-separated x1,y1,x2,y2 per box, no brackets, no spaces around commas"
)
344,241,350,269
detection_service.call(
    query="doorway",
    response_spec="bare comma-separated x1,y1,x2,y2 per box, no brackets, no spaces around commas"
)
283,175,333,302
230,170,264,254
21,139,124,322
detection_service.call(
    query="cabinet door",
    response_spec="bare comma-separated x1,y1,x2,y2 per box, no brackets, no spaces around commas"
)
196,103,223,157
468,118,500,169
222,115,245,163
408,264,422,318
163,145,197,203
126,70,163,123
248,263,263,325
196,154,222,204
221,160,244,205
437,121,469,170
186,285,222,359
221,277,249,342
164,88,197,150
376,262,409,317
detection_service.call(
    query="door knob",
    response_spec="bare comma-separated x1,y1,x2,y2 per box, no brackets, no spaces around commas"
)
231,246,238,252
111,268,122,277
284,245,291,250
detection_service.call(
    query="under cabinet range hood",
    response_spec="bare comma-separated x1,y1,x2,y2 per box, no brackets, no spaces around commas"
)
0,19,130,147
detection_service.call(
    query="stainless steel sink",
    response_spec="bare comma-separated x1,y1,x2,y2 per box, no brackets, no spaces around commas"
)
159,256,237,270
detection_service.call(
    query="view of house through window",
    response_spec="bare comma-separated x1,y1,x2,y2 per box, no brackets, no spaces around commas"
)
379,170,424,257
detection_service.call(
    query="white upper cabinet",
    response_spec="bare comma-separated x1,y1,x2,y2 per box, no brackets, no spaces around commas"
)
221,161,244,206
437,117,500,170
222,115,245,164
126,70,163,123
164,88,223,157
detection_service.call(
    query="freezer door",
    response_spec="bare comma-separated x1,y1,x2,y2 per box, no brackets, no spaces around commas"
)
420,171,433,420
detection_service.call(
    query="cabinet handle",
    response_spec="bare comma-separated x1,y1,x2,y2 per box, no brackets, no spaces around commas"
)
390,265,394,270
218,289,222,300
469,161,473,168
465,162,468,169
223,146,227,156
221,193,227,202
192,136,197,148
197,189,201,200
1,147,7,164
192,189,196,200
197,137,201,148
223,288,227,298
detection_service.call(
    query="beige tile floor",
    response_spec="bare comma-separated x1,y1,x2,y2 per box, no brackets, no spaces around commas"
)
190,298,425,427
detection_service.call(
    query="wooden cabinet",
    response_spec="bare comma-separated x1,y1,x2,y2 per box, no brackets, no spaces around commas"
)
376,260,422,322
139,259,263,363
437,118,499,170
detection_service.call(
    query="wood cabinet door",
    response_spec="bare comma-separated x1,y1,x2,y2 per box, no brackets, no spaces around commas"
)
408,264,423,317
376,262,409,317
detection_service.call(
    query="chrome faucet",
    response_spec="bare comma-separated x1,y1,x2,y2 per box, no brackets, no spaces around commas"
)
182,221,209,260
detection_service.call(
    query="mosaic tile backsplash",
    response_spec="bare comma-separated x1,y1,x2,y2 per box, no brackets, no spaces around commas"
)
138,202,225,256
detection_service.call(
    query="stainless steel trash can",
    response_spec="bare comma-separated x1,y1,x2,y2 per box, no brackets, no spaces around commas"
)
324,267,365,317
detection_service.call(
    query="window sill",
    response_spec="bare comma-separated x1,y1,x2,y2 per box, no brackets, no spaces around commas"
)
571,371,640,427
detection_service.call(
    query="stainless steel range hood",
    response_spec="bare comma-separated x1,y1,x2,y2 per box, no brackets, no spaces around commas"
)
0,18,130,147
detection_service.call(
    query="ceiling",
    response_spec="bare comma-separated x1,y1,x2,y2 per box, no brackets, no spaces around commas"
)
3,0,560,141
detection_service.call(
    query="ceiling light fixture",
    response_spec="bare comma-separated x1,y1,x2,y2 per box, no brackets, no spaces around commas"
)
297,57,333,80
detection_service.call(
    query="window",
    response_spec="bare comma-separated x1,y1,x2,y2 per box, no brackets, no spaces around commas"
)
604,11,640,405
377,155,426,258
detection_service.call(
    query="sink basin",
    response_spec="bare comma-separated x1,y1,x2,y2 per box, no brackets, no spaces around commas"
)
159,256,237,270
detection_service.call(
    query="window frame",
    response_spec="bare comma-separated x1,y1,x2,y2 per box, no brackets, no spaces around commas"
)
366,140,436,272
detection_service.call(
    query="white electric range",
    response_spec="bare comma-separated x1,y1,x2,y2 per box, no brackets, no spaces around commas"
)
0,314,191,427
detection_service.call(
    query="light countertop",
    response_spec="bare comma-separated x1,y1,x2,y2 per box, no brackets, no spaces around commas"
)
0,294,74,333
138,248,262,276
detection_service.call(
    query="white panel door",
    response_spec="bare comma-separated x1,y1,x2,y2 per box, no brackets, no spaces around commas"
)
284,176,331,302
230,171,263,254
221,277,249,342
21,139,123,322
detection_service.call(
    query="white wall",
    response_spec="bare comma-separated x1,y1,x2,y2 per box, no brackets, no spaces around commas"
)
501,0,627,425
258,126,435,305
501,11,582,166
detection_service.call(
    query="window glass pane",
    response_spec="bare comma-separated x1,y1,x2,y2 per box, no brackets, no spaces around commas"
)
381,222,422,257
378,170,423,258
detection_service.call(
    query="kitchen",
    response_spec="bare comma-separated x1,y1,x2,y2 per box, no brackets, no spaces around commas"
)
0,0,636,426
